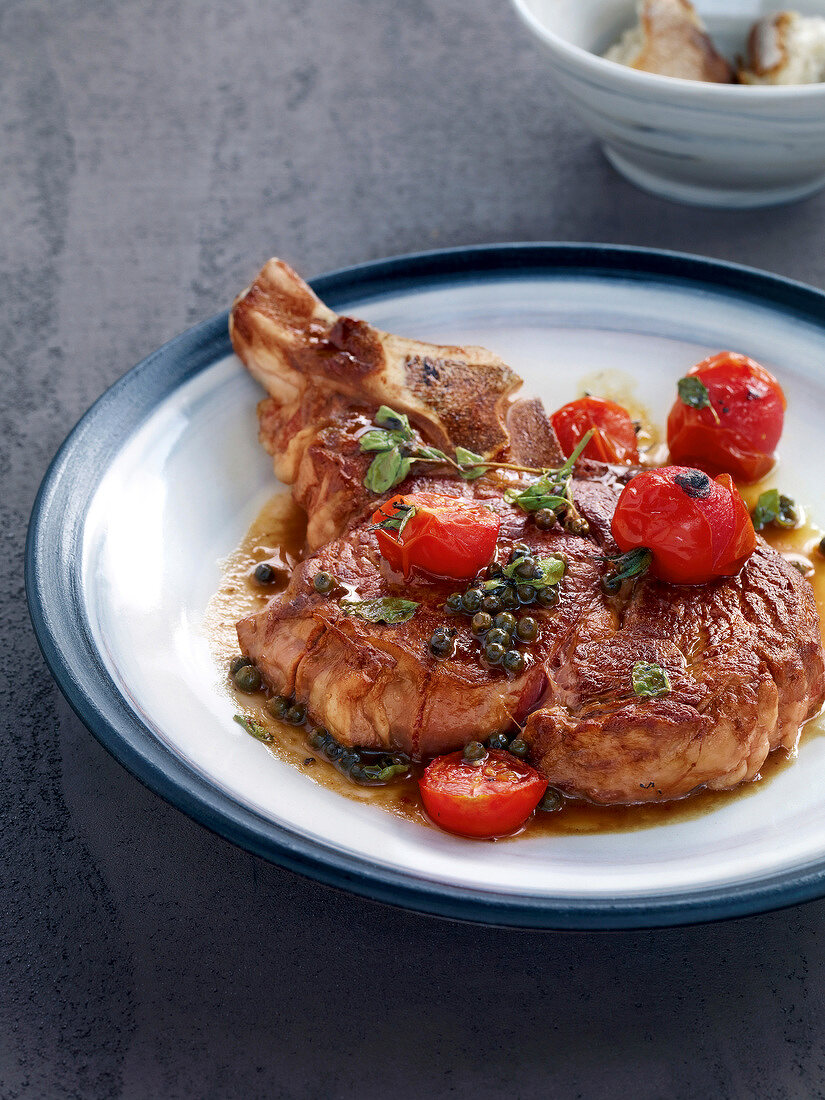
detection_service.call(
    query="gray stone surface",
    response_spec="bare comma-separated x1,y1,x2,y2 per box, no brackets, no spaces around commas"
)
4,0,825,1096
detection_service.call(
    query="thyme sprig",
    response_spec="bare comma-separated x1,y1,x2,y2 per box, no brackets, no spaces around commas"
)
360,406,467,493
371,500,417,537
359,408,594,525
601,547,652,593
504,430,594,534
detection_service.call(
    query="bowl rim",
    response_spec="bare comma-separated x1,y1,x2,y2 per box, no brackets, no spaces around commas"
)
510,0,825,102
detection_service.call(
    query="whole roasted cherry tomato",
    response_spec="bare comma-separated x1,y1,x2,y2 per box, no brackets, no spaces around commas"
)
371,492,500,580
611,466,756,585
551,396,640,465
419,749,547,838
667,352,786,483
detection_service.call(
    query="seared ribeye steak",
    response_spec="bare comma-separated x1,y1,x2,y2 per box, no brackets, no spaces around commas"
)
231,259,825,804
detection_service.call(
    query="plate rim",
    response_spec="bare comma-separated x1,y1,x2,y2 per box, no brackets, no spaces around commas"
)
25,241,825,931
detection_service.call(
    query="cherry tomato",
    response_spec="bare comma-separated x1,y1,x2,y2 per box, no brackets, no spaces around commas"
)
551,397,640,465
667,352,786,483
419,749,547,838
371,492,500,581
611,466,756,585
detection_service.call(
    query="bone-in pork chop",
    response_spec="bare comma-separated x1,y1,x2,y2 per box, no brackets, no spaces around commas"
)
231,259,825,804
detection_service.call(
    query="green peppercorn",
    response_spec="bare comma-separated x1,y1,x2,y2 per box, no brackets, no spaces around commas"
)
308,727,327,750
503,649,525,673
429,629,454,658
538,788,563,813
500,588,520,611
515,556,536,579
487,732,510,750
462,588,483,613
486,627,510,648
349,764,366,783
534,509,557,531
485,642,505,665
481,593,502,614
487,562,504,579
537,586,559,608
509,737,528,758
516,616,538,643
313,571,335,594
286,703,307,725
509,544,529,563
326,740,344,760
266,694,290,720
230,655,253,676
254,562,276,584
234,665,262,693
463,740,487,764
339,750,359,771
446,593,464,613
494,612,517,632
471,611,493,635
516,585,536,605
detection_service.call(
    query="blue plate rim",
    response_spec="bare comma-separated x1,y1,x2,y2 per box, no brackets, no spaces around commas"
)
24,242,825,931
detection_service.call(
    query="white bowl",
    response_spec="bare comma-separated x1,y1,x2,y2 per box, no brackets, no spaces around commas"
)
510,0,825,207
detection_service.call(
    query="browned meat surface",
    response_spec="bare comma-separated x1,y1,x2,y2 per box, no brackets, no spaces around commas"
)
231,259,825,804
231,258,531,546
238,480,612,756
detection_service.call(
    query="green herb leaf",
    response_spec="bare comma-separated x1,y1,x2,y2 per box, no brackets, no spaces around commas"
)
501,554,566,589
631,662,671,698
751,488,799,532
504,430,594,523
504,481,567,512
364,448,413,494
416,444,450,463
601,547,653,593
677,376,720,423
677,376,712,410
234,714,273,742
375,406,412,436
455,446,488,481
342,597,420,624
377,763,409,782
359,429,399,453
372,502,417,536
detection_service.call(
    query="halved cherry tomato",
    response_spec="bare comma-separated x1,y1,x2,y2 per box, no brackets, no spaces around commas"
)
611,466,756,585
371,492,499,580
551,397,640,465
419,749,547,838
667,352,786,483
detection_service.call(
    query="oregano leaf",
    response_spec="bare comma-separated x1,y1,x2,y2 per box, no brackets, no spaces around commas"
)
341,597,419,624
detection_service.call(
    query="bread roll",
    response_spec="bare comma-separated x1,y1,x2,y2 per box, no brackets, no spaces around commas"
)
604,0,735,83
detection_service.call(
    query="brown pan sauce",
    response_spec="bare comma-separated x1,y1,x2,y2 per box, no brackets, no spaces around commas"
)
206,486,825,840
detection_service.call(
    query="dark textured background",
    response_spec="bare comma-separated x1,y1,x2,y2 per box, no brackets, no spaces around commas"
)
5,1,825,1096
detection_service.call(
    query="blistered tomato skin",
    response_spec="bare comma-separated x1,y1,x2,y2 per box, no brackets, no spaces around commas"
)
611,467,756,585
667,352,786,483
551,397,640,465
371,492,500,581
419,749,548,838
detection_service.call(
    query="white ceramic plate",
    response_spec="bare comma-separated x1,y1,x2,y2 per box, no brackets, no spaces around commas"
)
26,245,825,928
